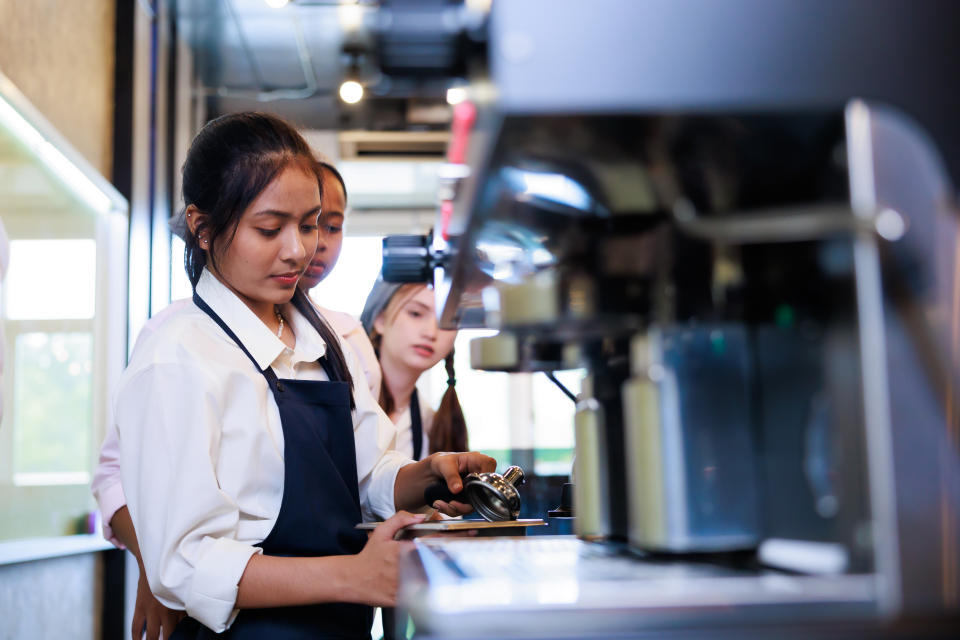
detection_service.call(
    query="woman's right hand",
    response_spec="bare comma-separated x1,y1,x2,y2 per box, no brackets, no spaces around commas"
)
348,511,426,607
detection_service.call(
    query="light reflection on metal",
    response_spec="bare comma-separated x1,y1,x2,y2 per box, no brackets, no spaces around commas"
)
474,221,556,283
502,167,595,213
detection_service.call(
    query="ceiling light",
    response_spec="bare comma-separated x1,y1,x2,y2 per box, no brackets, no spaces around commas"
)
446,87,468,106
339,80,364,104
339,3,364,31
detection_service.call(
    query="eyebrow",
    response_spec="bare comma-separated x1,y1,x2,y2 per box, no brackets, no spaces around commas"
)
406,300,430,312
252,206,322,221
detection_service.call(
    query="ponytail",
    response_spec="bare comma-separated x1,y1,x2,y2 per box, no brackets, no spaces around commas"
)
428,350,468,453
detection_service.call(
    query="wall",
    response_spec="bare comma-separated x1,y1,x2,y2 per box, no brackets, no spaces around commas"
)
0,0,116,177
0,1,117,638
0,554,102,639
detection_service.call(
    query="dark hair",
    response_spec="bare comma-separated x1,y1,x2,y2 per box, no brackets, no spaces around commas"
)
181,111,354,402
367,284,468,453
318,161,348,207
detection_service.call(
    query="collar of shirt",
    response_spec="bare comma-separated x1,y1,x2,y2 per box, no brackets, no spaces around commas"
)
195,268,327,371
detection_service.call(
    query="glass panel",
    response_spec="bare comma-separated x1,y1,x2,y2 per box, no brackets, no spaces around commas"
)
308,236,384,317
5,239,96,319
13,332,93,480
532,369,582,476
170,235,192,301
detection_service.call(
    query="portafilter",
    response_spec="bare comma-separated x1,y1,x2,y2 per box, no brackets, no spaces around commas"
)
423,465,525,521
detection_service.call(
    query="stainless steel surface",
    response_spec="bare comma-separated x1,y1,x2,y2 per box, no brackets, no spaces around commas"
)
399,537,878,638
355,519,545,533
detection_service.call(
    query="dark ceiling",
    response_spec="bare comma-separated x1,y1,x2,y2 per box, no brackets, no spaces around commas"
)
175,0,454,131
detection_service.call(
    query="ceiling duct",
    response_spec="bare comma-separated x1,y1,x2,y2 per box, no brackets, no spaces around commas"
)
339,130,449,160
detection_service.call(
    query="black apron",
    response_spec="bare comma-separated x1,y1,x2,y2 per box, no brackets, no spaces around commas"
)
409,389,424,462
172,293,373,639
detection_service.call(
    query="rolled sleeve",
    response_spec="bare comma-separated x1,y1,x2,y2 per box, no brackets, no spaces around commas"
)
93,479,127,547
343,337,415,520
365,450,414,519
91,425,127,547
188,538,262,632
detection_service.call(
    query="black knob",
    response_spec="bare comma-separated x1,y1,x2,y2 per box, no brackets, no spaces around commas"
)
381,234,433,283
547,483,574,518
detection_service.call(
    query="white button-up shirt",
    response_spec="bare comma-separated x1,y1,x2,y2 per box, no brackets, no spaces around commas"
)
115,269,412,632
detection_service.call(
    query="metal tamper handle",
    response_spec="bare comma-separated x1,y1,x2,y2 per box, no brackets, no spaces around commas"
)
423,465,526,521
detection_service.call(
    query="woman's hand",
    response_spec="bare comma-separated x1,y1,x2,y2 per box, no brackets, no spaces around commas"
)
347,511,426,607
427,451,497,516
132,564,185,640
394,451,497,516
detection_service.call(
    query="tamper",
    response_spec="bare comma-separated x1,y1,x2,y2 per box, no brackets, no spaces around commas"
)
424,465,525,521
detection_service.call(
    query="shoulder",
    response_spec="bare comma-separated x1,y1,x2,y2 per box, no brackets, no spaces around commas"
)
314,305,362,338
123,300,252,384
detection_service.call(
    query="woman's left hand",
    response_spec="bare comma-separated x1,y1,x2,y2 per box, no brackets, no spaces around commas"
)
425,451,497,517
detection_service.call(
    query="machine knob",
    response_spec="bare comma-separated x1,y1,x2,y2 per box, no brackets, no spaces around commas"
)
381,234,433,283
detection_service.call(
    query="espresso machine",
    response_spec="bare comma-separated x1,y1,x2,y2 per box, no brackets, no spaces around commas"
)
371,0,960,637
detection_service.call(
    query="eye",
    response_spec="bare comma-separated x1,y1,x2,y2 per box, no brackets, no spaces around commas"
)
257,228,281,237
321,224,343,234
300,223,319,233
408,309,422,318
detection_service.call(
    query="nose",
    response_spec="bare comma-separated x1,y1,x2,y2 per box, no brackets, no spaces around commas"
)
315,230,328,255
279,225,309,264
422,314,438,340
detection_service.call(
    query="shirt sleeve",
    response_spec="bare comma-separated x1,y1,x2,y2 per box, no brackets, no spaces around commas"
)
90,426,127,547
116,362,261,632
342,337,414,521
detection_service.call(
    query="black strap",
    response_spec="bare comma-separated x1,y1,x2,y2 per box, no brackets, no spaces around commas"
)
192,292,339,387
410,388,423,461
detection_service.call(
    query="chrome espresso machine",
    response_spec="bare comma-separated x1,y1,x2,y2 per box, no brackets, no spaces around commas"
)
371,1,960,637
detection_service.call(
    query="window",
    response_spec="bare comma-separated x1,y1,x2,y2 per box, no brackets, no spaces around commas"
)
0,83,128,540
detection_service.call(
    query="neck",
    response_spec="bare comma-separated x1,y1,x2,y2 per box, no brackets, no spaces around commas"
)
208,268,277,329
379,352,419,415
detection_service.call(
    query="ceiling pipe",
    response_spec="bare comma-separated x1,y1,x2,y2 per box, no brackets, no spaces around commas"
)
202,0,321,102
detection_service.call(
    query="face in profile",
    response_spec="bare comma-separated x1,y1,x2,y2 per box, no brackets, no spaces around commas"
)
299,172,345,291
375,286,457,374
204,163,322,314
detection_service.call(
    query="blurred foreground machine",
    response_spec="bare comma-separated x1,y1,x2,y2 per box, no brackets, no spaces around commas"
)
375,1,960,637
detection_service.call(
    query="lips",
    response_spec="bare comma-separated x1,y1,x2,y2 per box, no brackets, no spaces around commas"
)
412,345,435,358
304,261,326,278
271,272,300,287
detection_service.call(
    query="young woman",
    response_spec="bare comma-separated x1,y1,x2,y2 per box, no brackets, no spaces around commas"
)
91,160,384,639
302,161,382,400
360,281,467,462
112,112,494,638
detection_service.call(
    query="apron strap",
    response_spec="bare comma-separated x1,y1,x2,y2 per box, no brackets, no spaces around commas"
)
192,292,341,387
410,388,423,461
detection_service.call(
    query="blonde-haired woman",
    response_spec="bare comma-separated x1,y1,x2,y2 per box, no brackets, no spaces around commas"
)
360,281,466,461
